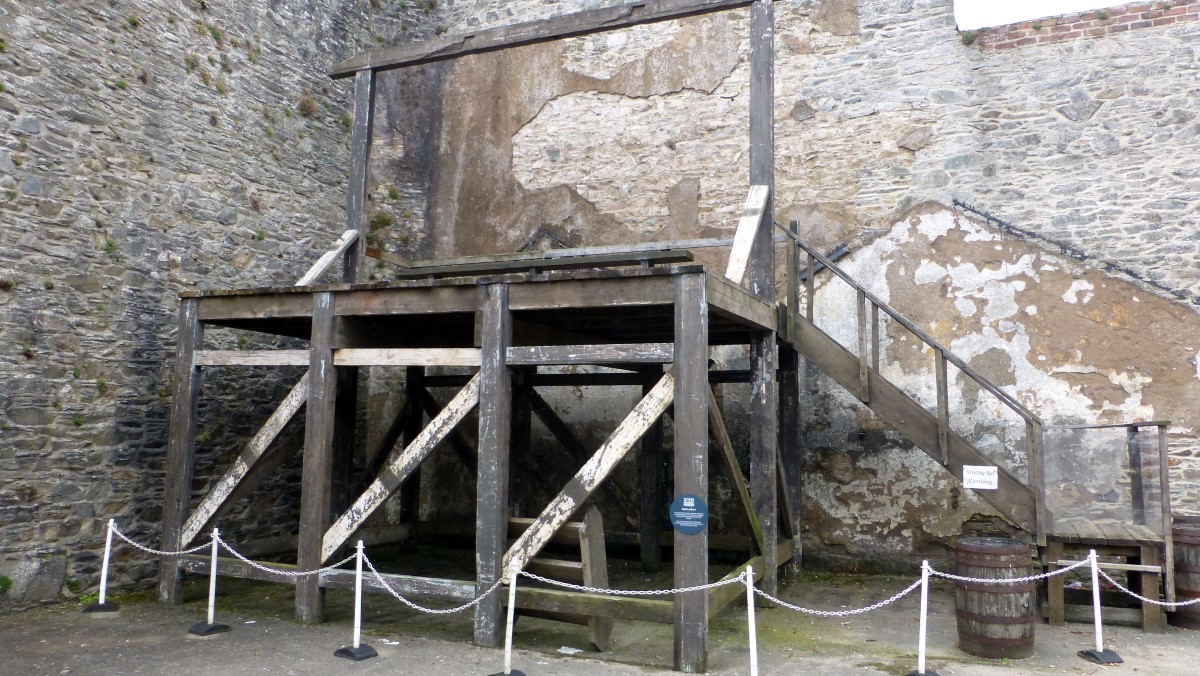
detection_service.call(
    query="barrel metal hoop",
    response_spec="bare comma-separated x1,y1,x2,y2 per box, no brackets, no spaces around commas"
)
955,581,1036,594
955,608,1036,625
957,632,1034,647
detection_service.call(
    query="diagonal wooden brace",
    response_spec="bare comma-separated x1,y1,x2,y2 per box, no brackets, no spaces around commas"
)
707,386,765,554
180,372,310,546
322,373,481,561
503,371,675,574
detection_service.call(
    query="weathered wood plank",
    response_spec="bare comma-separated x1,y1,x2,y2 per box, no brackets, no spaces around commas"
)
750,330,778,597
322,374,481,560
296,230,359,286
475,283,513,647
1158,424,1174,603
515,587,674,624
157,298,204,605
196,293,313,322
322,569,477,603
724,185,770,285
935,349,949,465
511,369,533,516
748,0,774,303
778,346,802,555
180,373,310,546
333,348,482,366
706,387,764,553
331,0,760,78
580,506,614,651
506,343,673,365
297,292,337,623
857,289,869,403
706,274,776,331
639,366,666,573
193,350,310,367
344,69,375,282
508,275,676,311
399,367,425,529
335,285,482,317
385,249,694,279
673,272,709,672
179,554,299,585
502,373,674,574
707,557,763,621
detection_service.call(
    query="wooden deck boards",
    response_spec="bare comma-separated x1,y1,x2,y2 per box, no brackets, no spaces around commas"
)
1049,518,1163,546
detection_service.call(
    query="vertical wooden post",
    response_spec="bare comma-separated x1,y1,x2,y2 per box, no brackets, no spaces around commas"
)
400,366,425,528
510,367,533,517
786,220,799,321
935,349,949,465
1157,424,1175,603
475,284,513,647
748,0,775,301
1027,420,1047,545
344,69,376,283
297,292,337,623
778,345,802,577
1127,425,1146,524
805,254,815,323
158,298,204,604
751,330,778,597
673,273,709,672
638,365,665,572
856,289,869,403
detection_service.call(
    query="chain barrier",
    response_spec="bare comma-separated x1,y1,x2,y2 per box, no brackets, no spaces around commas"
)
518,569,747,596
754,577,924,617
362,553,504,615
112,525,211,557
215,534,357,578
1096,568,1200,609
929,557,1091,584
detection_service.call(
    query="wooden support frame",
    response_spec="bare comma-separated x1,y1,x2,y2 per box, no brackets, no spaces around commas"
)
297,292,337,623
344,69,375,282
750,329,779,596
507,343,673,366
157,298,204,604
673,273,709,672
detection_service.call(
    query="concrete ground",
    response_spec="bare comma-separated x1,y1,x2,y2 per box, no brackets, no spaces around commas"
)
4,572,1199,675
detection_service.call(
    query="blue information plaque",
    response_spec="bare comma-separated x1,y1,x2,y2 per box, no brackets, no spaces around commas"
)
669,493,709,535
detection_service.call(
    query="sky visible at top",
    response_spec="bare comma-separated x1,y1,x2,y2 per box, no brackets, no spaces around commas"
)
954,0,1120,29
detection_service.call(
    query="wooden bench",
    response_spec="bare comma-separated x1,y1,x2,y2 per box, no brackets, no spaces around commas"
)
509,507,613,651
1045,518,1168,632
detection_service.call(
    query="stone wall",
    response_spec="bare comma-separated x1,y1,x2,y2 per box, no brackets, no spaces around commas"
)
0,0,432,613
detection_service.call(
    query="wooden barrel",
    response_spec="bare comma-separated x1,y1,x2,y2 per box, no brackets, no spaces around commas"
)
954,537,1036,659
1171,520,1200,629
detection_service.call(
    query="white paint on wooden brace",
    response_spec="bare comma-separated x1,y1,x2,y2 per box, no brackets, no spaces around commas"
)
180,372,311,545
296,229,358,286
333,348,482,367
503,372,675,573
724,185,770,285
322,373,482,561
193,350,310,366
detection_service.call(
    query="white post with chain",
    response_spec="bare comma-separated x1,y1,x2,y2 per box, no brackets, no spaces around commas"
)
917,560,930,675
745,566,758,676
503,564,519,675
1090,549,1104,652
187,528,230,636
334,541,377,661
84,519,120,614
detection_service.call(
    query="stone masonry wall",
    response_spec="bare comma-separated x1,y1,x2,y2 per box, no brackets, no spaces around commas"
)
0,0,434,613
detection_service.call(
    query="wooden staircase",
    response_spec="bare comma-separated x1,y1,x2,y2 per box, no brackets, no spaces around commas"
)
776,228,1047,543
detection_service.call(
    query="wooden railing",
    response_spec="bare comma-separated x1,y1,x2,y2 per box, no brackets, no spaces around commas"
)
775,222,1048,544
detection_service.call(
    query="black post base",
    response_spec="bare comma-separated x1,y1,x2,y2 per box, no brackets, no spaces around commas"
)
187,622,231,637
334,644,379,661
1078,648,1123,665
485,671,527,676
82,601,120,615
904,671,941,676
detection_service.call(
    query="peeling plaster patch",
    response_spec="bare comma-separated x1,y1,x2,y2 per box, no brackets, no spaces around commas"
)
562,23,681,80
914,209,955,240
1062,280,1095,304
1024,305,1037,316
955,297,977,317
1195,350,1200,381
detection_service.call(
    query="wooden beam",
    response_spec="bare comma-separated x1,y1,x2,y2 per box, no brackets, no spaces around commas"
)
385,249,694,279
416,388,479,474
706,387,764,553
778,346,802,559
193,350,309,366
705,274,776,330
580,506,614,651
639,366,666,573
331,0,760,78
708,556,763,621
506,343,673,366
296,230,358,286
750,330,778,597
297,292,337,623
511,369,534,516
400,367,425,529
747,0,774,301
333,348,482,366
725,185,770,286
180,373,310,545
344,69,375,282
157,298,204,605
475,283,513,648
179,554,299,585
322,569,477,603
322,374,481,560
516,587,674,624
673,272,709,672
502,372,675,574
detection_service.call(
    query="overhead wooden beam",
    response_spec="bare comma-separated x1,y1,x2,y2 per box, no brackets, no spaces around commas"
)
321,374,481,561
502,372,675,574
333,348,482,367
706,387,764,553
193,350,309,366
330,0,760,78
157,298,204,605
180,373,310,546
506,343,673,366
724,185,770,285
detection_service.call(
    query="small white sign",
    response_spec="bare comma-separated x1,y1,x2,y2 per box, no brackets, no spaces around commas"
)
963,465,999,490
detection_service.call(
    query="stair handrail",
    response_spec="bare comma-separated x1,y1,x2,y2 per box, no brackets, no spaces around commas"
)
775,223,1041,426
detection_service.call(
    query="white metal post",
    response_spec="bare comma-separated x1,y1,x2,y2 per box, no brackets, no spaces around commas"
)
745,565,758,676
353,540,364,649
917,560,930,675
98,518,115,605
1090,549,1104,653
207,527,220,626
503,566,519,675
